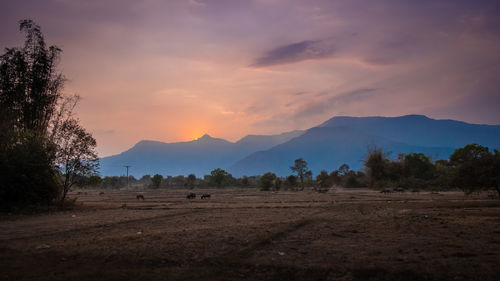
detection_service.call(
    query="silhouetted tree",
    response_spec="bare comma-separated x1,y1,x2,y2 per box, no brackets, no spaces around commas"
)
364,148,387,188
316,170,331,188
285,175,298,190
0,20,97,209
260,172,277,191
54,117,98,204
291,158,309,188
329,170,342,186
450,144,493,194
274,177,282,191
139,175,152,186
344,171,366,188
210,168,230,188
186,174,196,189
338,164,350,175
404,153,435,180
151,174,163,189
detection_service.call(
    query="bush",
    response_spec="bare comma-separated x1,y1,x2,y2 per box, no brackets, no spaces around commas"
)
151,174,163,189
260,172,277,191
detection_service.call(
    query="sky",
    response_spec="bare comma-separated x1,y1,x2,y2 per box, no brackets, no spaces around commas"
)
1,0,499,156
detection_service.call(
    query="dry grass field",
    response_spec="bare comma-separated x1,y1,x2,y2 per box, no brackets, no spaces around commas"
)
1,188,500,281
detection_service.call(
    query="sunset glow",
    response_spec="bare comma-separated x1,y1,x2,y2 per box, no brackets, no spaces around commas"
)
1,0,499,156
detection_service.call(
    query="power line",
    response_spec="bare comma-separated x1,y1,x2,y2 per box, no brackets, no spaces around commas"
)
124,165,131,187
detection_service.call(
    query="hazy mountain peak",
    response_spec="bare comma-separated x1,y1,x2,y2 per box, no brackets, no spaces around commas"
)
133,140,165,148
193,134,233,145
197,134,213,140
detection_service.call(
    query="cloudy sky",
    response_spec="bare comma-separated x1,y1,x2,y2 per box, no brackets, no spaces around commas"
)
1,0,499,156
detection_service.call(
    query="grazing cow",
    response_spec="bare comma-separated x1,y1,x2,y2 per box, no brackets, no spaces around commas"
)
136,194,145,200
380,188,391,194
487,191,498,199
201,194,211,199
394,187,404,193
99,192,105,196
186,193,196,199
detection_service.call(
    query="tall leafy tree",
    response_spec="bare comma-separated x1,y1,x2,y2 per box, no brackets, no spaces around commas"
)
259,172,277,191
151,174,163,188
404,153,435,180
290,158,309,186
316,170,331,188
186,174,197,189
54,118,99,203
210,168,230,188
0,20,98,209
364,148,387,188
338,164,350,175
449,144,493,194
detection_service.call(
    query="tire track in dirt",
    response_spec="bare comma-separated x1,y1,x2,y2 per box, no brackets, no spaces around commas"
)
1,209,206,242
207,209,330,262
171,210,335,281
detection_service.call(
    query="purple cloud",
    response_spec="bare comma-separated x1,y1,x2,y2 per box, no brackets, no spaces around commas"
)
252,40,335,67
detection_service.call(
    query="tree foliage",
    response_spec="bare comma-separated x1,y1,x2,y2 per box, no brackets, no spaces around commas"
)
55,117,98,203
260,172,277,191
403,153,435,180
364,148,387,188
284,175,298,189
210,168,230,188
185,174,197,189
316,170,331,188
151,174,163,189
338,164,350,175
449,144,494,194
361,144,499,195
290,158,311,189
0,20,98,209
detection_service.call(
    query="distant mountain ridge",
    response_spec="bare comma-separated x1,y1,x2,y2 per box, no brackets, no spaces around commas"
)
99,115,500,177
319,115,500,148
229,126,455,176
99,130,304,177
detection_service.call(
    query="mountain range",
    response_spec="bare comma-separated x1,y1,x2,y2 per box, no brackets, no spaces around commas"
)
99,115,500,177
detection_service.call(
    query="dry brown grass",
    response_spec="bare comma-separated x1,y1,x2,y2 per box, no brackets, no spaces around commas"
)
1,188,499,280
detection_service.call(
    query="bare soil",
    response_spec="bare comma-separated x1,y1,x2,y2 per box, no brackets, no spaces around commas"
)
1,188,499,281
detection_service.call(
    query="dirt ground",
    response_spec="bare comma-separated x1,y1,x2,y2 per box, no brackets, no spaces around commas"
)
1,188,499,281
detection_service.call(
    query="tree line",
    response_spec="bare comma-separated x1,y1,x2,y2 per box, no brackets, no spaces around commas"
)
364,144,500,195
72,143,500,197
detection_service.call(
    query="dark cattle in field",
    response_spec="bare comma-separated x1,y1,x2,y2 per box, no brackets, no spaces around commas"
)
380,188,391,194
201,194,211,199
99,192,105,196
187,193,196,199
394,187,404,193
136,194,144,200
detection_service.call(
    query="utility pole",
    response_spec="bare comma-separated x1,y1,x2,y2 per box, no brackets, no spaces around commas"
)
124,165,131,187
